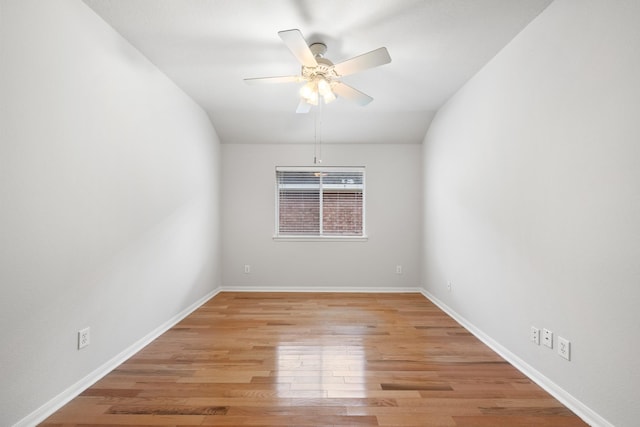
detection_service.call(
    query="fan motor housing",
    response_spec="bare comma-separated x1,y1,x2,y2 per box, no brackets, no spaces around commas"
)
302,43,337,80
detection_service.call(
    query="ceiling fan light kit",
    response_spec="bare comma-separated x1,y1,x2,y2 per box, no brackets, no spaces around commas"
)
299,76,336,106
245,29,391,113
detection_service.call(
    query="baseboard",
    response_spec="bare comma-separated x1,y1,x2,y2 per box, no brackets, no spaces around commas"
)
14,287,221,427
419,289,613,427
221,285,423,293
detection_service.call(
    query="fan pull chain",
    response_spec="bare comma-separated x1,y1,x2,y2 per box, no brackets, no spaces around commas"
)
314,100,323,164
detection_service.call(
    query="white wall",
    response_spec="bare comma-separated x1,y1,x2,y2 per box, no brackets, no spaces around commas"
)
422,0,640,425
222,143,422,290
0,1,221,425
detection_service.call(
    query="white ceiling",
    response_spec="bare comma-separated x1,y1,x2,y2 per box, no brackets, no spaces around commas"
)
83,0,553,144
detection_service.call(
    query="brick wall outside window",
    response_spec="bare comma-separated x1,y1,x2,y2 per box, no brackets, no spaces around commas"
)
278,191,320,235
276,167,365,237
322,192,363,235
278,191,363,236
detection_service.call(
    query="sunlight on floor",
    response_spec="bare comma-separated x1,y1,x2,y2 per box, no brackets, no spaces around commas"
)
276,344,367,398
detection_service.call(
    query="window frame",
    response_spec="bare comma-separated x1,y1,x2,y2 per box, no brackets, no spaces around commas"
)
274,166,367,241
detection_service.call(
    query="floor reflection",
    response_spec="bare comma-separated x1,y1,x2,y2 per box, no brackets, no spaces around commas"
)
276,344,366,397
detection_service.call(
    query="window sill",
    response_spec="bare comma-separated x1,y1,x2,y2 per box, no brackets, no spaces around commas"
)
273,235,368,242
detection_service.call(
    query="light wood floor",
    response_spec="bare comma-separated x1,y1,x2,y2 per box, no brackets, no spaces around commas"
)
41,292,587,426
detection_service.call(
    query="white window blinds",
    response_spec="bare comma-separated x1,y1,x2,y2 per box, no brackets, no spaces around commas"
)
275,167,365,238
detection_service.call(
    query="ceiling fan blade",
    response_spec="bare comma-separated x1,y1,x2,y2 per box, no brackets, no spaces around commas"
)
296,99,313,114
244,75,302,85
278,29,317,67
332,82,373,106
333,47,391,76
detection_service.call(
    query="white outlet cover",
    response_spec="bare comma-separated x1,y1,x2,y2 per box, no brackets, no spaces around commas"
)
558,336,571,360
78,327,90,349
543,328,553,348
531,326,540,344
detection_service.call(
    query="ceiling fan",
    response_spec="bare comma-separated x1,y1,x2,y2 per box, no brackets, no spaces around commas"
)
244,29,392,113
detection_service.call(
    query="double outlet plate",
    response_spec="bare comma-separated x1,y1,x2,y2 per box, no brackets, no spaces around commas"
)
531,326,570,360
78,327,90,350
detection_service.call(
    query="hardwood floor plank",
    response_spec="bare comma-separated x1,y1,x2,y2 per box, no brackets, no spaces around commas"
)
199,414,380,426
40,292,588,426
106,404,228,415
452,415,591,427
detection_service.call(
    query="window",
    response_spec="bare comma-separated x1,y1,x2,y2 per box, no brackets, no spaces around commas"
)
275,167,366,239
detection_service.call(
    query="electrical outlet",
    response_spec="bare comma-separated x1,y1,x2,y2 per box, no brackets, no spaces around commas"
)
543,328,553,348
244,264,251,274
447,281,452,292
531,326,540,345
558,336,571,360
78,327,90,350
396,265,402,275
